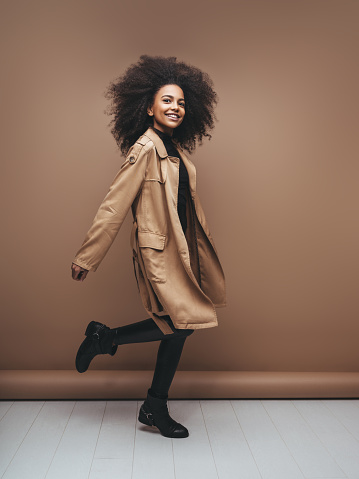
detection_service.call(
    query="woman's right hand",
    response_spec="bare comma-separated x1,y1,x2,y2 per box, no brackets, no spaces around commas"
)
71,263,89,281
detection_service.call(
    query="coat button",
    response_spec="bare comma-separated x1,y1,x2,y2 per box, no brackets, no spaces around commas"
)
129,156,136,164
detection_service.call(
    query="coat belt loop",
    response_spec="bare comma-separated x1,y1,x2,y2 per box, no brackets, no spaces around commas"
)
130,219,138,257
130,220,140,291
160,157,167,183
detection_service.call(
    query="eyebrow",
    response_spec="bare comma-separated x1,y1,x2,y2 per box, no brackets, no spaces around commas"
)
161,95,185,101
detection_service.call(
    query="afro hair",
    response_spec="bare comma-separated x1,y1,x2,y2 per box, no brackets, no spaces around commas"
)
105,55,218,155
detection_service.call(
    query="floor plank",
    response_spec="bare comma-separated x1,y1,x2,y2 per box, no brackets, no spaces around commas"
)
0,402,14,421
232,400,304,479
93,400,138,459
294,399,359,479
171,400,219,479
89,400,138,479
2,401,75,479
263,400,345,478
45,401,106,479
322,399,359,441
201,399,262,479
89,458,131,479
0,401,44,477
132,401,175,479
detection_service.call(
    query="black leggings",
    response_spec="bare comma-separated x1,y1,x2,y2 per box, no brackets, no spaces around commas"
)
111,316,194,398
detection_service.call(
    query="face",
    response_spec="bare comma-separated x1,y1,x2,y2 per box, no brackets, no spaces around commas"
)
147,84,185,135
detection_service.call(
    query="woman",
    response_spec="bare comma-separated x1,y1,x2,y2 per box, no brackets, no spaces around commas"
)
71,55,226,439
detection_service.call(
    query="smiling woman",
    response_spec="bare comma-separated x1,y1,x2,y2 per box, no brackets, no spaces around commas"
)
104,55,217,154
147,84,186,135
70,55,226,439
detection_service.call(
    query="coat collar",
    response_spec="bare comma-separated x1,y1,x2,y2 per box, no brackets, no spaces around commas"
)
143,127,168,158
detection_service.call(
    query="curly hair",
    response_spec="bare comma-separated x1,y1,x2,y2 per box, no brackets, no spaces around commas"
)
105,55,217,155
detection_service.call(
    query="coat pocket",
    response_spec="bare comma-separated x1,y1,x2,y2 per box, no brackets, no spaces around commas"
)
138,231,166,283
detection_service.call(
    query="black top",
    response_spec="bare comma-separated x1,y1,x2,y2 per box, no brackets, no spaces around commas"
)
153,128,189,233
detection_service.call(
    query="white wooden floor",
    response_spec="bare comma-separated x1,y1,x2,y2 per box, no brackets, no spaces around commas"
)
1,399,359,479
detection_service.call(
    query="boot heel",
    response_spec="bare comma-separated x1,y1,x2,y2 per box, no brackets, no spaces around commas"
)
138,406,154,426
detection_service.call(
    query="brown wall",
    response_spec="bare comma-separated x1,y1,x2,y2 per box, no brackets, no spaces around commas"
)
1,0,358,386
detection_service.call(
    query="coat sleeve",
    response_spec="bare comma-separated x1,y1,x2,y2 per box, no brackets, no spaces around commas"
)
72,142,149,272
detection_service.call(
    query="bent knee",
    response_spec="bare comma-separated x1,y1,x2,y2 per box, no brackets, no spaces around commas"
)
181,328,194,337
170,327,194,339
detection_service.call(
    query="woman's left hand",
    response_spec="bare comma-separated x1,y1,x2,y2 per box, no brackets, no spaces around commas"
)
71,263,89,281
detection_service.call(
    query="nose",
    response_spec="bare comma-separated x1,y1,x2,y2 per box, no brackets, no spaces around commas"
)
171,101,179,111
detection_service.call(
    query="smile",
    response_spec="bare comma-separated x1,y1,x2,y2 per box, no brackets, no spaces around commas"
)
165,114,180,120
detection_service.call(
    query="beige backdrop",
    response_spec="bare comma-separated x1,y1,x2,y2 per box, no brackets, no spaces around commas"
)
1,0,358,398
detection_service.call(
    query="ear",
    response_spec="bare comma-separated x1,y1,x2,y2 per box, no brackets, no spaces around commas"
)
147,107,154,116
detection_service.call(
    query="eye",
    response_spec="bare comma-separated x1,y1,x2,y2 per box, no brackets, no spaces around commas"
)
163,98,171,103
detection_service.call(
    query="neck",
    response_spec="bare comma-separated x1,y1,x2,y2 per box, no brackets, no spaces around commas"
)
153,126,173,138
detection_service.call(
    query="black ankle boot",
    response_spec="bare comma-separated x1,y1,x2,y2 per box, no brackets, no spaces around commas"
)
75,321,117,373
138,389,189,438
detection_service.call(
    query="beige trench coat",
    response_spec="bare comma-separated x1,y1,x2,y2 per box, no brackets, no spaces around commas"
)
73,127,226,334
